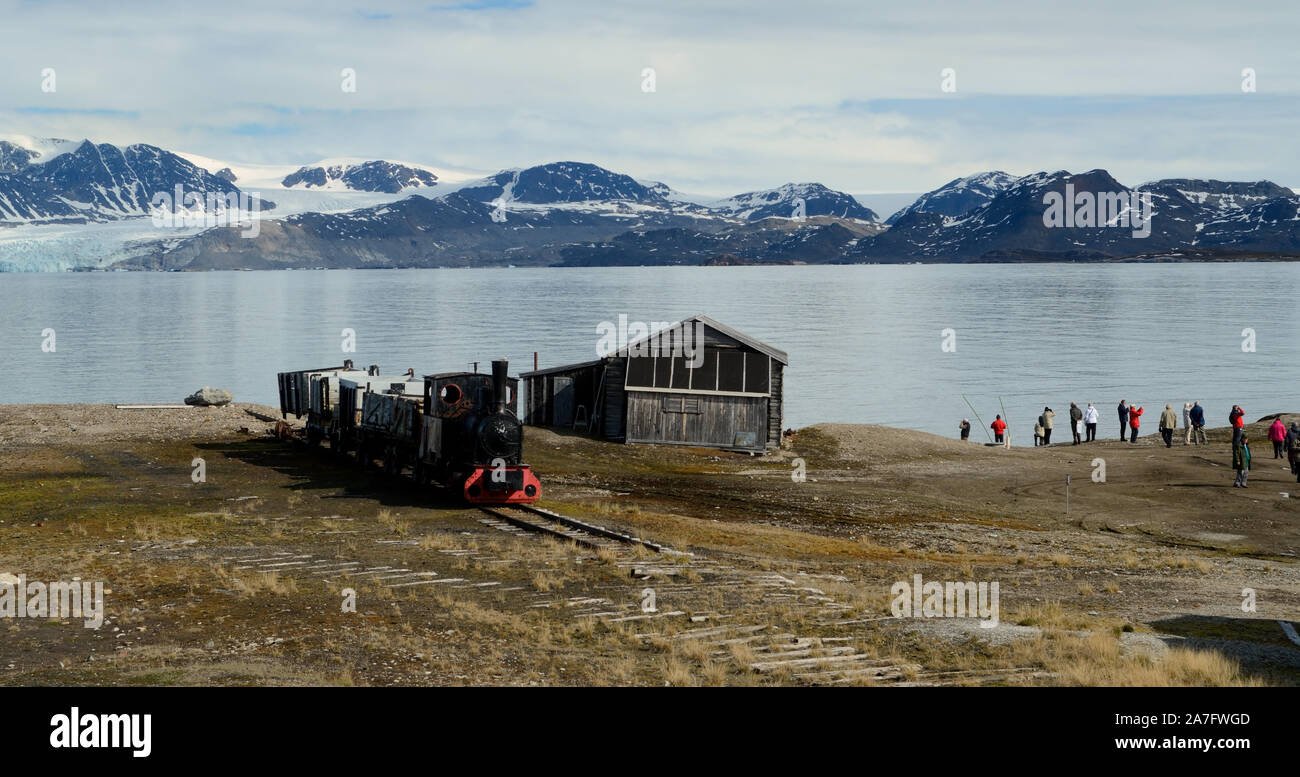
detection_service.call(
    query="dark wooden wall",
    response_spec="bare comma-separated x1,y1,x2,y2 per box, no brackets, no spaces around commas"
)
602,358,627,441
768,362,784,446
525,364,603,429
625,391,769,452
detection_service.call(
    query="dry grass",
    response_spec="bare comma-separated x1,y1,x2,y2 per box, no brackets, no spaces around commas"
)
231,571,297,596
376,509,410,537
729,640,757,667
532,571,560,592
1167,556,1213,573
660,657,696,686
701,660,731,686
1013,600,1077,630
1027,632,1259,686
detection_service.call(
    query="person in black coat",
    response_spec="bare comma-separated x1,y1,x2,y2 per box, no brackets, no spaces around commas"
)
1118,400,1129,440
1189,401,1207,445
1287,422,1300,481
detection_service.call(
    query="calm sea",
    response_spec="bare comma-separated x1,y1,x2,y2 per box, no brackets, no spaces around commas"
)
0,264,1294,441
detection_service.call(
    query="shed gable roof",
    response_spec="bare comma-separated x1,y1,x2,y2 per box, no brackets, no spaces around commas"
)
610,314,788,365
521,314,788,378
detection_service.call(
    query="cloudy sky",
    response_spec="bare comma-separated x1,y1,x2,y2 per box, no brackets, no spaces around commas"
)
2,0,1298,195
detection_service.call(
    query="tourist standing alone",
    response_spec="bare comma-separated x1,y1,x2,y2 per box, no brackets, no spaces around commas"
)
1269,418,1287,458
1118,400,1129,440
1128,404,1143,443
1159,404,1177,448
959,418,971,441
1233,434,1251,488
991,415,1006,444
1083,403,1099,442
1069,402,1083,445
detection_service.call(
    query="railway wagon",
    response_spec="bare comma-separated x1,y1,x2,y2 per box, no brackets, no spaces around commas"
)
357,385,424,474
276,361,374,446
334,371,419,455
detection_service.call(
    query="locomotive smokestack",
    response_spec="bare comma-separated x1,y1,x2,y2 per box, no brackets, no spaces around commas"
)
491,359,508,413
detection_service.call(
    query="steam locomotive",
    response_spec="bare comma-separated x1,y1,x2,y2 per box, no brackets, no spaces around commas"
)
276,358,541,504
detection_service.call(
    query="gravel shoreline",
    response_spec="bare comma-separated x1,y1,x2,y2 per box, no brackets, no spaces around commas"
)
0,403,295,448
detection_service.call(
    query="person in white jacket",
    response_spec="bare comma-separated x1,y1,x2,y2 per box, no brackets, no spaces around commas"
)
1083,402,1099,442
1182,402,1193,445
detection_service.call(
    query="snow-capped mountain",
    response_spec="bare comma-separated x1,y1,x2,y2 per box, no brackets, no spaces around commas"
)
884,171,1018,224
171,151,479,219
4,131,1300,270
455,161,669,206
0,137,249,226
856,169,1176,261
710,182,878,222
138,162,892,269
853,169,1300,262
0,140,43,173
1197,194,1300,253
281,160,438,193
1139,179,1293,220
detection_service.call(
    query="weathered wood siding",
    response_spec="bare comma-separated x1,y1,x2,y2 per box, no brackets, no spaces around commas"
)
602,359,627,440
625,390,768,451
767,362,783,448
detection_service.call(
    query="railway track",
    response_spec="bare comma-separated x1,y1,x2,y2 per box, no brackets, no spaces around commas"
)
476,503,689,556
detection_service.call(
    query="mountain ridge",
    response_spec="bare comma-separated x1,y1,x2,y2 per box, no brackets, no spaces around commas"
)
3,134,1299,270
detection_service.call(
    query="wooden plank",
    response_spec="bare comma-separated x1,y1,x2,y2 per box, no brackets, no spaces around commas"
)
749,654,904,672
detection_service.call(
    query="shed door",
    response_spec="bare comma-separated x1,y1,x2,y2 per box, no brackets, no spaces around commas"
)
553,377,574,427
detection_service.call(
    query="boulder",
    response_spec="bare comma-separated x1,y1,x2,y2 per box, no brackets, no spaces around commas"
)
185,387,234,407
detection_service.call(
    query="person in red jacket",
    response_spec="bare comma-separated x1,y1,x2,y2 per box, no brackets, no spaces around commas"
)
1230,405,1245,446
991,415,1007,444
1268,418,1287,458
1128,405,1143,443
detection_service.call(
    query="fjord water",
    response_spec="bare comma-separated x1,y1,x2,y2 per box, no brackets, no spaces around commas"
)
0,264,1293,441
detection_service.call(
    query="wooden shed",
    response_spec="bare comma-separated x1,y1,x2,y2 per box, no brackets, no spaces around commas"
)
521,315,788,453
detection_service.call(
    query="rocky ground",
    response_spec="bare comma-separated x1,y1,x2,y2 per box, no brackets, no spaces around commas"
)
0,403,1296,686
